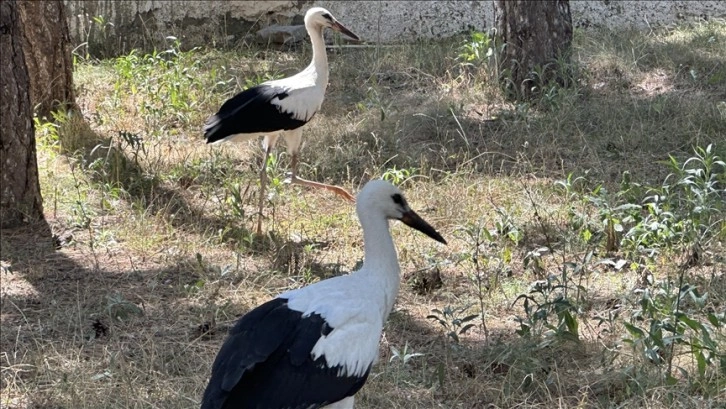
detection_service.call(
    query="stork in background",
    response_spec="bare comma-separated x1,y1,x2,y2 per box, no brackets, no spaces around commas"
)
200,179,447,409
204,7,360,234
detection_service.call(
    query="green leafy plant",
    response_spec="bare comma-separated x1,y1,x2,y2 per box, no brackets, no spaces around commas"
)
34,115,62,155
456,30,504,87
225,183,248,220
242,71,283,90
492,206,522,246
72,14,115,61
454,216,515,341
622,144,725,260
458,31,495,65
624,279,724,384
264,152,286,198
512,275,581,344
68,161,95,230
381,165,417,185
109,37,214,136
556,145,724,260
105,292,143,322
389,342,424,366
556,171,641,253
427,304,478,343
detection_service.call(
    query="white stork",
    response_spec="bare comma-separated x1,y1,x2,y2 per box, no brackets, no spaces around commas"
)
200,179,447,409
204,7,359,234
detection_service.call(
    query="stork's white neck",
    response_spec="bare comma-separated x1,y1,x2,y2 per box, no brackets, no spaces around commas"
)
306,24,329,87
357,212,401,322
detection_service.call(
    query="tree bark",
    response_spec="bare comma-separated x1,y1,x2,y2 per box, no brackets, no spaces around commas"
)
1,0,44,228
494,0,573,101
17,0,76,119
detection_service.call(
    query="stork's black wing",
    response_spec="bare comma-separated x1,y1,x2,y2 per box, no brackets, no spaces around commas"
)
204,84,307,143
200,297,370,409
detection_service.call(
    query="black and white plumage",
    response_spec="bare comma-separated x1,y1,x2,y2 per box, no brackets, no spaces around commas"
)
201,180,447,409
204,7,360,234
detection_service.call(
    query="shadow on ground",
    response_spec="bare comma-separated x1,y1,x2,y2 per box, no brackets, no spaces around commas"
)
1,221,212,408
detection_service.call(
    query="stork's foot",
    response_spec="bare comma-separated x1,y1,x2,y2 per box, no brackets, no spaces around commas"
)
285,173,356,203
326,185,356,203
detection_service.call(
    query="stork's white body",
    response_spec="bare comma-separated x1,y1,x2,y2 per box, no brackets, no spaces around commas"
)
213,44,328,152
282,240,401,379
206,7,330,141
200,180,446,409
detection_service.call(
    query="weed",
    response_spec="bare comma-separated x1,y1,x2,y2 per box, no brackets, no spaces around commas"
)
381,165,418,186
427,304,479,344
512,275,581,344
389,342,424,366
105,292,143,322
458,31,495,65
624,278,724,388
453,215,517,341
108,37,222,136
457,30,502,86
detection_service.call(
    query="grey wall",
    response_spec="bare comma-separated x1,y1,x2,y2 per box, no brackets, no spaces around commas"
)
64,1,726,54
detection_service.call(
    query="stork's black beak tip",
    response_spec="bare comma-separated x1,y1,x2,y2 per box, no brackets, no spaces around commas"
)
332,21,360,42
431,233,447,245
400,210,447,245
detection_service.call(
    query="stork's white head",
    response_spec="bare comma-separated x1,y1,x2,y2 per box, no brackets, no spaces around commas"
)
304,7,360,41
356,180,447,244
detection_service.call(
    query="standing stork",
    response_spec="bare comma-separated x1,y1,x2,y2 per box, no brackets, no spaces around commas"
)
204,7,360,234
201,180,447,409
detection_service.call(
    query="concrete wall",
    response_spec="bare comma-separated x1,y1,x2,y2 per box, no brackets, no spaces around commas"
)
64,1,726,54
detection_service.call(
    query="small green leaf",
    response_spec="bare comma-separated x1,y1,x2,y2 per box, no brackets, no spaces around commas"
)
563,312,579,338
624,322,645,338
581,229,592,242
459,323,476,334
461,314,480,323
696,351,707,377
675,312,703,333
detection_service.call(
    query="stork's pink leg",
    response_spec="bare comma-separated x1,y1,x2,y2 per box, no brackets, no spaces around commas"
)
287,153,355,202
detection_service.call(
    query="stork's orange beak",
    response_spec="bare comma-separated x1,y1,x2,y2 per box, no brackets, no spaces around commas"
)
331,21,360,41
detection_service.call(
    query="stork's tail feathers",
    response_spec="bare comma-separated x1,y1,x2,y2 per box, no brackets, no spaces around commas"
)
203,115,223,144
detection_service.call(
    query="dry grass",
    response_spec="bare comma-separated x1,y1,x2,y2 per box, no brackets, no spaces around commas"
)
2,19,726,409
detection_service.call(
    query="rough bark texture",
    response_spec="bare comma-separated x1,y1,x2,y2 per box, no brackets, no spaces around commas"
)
17,0,76,119
1,0,44,228
494,0,573,101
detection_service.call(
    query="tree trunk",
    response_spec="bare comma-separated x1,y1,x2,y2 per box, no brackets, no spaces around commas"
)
1,0,44,228
494,0,573,101
17,0,76,119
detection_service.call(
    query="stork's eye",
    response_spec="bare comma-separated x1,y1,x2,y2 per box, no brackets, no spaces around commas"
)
391,194,406,207
322,13,333,21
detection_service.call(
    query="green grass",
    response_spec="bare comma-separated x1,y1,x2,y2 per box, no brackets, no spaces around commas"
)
2,19,725,409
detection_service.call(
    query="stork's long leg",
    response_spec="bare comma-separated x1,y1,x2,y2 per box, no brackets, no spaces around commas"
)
287,152,355,202
257,142,274,235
